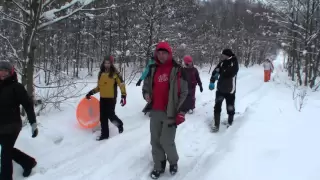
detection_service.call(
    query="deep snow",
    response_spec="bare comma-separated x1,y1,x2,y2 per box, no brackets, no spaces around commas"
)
11,52,320,180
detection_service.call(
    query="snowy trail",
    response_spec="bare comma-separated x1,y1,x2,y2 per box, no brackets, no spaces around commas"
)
157,69,272,180
17,67,275,180
11,52,320,180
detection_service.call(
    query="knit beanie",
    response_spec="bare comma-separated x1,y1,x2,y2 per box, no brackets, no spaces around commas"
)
222,49,235,57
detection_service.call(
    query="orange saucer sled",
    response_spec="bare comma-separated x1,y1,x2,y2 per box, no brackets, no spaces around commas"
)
76,97,100,128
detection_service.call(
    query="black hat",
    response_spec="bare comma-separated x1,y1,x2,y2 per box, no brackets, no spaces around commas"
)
0,61,13,72
222,49,235,57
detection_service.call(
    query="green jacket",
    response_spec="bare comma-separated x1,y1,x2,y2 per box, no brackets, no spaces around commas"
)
142,60,189,118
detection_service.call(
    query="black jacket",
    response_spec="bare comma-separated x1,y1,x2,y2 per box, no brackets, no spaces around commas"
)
210,56,239,94
0,73,37,134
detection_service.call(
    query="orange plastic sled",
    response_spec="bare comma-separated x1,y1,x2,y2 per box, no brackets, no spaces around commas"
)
76,97,100,128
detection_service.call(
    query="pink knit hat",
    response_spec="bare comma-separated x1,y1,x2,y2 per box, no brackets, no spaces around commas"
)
183,55,193,64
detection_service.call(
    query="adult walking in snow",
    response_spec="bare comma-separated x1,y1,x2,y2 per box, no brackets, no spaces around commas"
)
142,41,189,179
209,49,239,132
183,55,203,114
263,58,274,82
0,61,39,179
86,55,127,141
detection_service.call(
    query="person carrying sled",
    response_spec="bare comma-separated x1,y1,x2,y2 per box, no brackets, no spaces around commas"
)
86,55,127,141
183,55,203,114
0,61,39,180
209,49,239,132
263,58,274,82
136,56,155,86
142,41,189,179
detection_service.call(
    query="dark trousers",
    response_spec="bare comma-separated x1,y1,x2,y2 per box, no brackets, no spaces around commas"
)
214,91,236,126
0,132,36,180
185,86,196,111
100,98,123,137
191,87,196,109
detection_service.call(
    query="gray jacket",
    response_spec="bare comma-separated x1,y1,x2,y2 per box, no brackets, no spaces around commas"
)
142,60,189,118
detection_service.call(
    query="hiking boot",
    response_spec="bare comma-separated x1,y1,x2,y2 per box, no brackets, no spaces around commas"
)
150,160,166,179
169,164,178,175
96,134,109,141
23,160,37,177
211,125,219,132
150,169,163,179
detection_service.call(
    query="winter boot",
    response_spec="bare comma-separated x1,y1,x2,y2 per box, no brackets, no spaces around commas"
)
150,170,162,179
169,164,178,175
212,114,220,132
227,115,234,128
96,134,109,141
150,160,166,179
23,160,37,177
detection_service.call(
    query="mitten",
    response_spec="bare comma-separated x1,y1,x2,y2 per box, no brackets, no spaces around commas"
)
176,113,185,125
199,85,203,92
120,95,126,106
31,123,38,138
136,79,142,86
209,83,215,90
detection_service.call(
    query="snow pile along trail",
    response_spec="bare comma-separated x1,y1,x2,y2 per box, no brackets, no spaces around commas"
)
13,63,320,180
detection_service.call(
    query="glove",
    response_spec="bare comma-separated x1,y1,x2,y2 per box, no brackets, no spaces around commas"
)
176,112,185,125
136,79,142,86
31,123,38,138
199,85,203,92
209,83,215,90
120,95,126,106
86,91,93,99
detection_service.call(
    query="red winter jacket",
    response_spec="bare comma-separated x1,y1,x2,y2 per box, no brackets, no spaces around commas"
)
152,42,174,111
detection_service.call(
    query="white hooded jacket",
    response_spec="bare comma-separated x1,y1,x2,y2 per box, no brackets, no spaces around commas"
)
263,61,274,71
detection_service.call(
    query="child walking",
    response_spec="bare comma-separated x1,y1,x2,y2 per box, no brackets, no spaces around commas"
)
183,55,203,114
86,55,127,141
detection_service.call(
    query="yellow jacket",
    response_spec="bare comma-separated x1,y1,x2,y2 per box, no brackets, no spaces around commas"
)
92,72,126,98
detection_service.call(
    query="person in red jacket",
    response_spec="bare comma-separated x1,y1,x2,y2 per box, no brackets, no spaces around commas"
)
142,42,188,179
183,55,203,114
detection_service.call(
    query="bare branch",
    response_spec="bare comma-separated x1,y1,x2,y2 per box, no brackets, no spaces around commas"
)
0,11,29,26
12,0,30,16
43,0,56,8
38,3,94,30
0,33,23,68
40,0,80,19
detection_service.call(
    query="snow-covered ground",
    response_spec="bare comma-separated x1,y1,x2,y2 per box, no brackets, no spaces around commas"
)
12,53,320,180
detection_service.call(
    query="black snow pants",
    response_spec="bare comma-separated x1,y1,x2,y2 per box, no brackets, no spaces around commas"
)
100,98,123,137
213,90,236,127
0,132,36,180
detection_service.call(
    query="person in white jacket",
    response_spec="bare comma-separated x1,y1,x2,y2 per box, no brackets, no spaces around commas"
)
263,59,274,82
